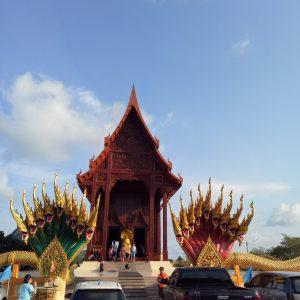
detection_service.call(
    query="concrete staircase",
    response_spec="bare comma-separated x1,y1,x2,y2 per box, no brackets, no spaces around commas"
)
72,261,172,299
118,273,148,299
118,273,160,300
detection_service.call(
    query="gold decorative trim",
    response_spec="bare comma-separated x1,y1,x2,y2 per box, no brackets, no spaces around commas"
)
39,236,68,280
196,237,224,267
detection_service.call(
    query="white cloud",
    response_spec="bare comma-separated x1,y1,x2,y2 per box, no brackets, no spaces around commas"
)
267,203,300,226
232,37,251,56
0,72,157,234
162,111,175,127
0,73,147,162
185,179,290,201
152,110,175,134
0,168,13,199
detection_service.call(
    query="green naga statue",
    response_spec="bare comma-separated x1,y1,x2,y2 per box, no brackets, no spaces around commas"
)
8,175,99,297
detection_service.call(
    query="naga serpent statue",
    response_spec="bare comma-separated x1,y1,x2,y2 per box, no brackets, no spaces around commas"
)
0,175,99,297
170,178,300,271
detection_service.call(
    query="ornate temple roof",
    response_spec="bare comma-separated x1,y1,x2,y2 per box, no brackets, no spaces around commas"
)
77,86,183,186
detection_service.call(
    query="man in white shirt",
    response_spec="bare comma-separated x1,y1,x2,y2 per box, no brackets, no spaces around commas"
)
130,243,137,261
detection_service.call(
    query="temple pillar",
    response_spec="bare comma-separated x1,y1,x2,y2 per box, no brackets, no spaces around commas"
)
156,197,161,258
148,191,154,260
162,193,168,260
101,186,110,259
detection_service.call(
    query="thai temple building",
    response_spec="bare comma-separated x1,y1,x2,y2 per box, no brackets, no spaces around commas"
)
77,86,183,260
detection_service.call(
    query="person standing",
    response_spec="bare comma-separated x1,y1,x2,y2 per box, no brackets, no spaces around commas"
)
157,267,169,299
130,243,137,261
108,245,113,261
112,242,118,261
18,274,37,300
139,244,145,258
94,248,100,261
99,260,104,277
120,245,126,262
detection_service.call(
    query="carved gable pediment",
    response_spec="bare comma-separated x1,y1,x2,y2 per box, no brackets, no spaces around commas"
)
113,111,151,152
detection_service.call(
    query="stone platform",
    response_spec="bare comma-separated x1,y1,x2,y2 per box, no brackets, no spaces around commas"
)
74,260,175,278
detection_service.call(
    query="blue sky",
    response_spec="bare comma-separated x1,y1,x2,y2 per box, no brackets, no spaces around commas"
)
1,0,300,258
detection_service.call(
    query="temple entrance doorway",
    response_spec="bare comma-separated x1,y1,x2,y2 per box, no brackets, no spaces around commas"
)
107,226,121,258
108,180,149,260
134,227,146,259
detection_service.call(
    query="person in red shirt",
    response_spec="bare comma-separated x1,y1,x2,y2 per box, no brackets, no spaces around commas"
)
157,266,169,298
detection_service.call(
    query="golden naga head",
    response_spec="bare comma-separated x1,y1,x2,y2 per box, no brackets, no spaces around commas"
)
22,191,37,235
211,184,224,228
33,185,45,228
236,201,255,240
228,195,244,231
169,203,183,244
187,190,196,233
85,195,100,240
179,196,189,237
64,182,73,222
42,181,54,223
202,177,212,220
54,174,65,217
77,190,88,237
194,184,203,225
10,199,29,243
219,190,233,233
70,187,80,229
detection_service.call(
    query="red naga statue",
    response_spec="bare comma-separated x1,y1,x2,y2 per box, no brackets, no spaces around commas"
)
169,178,254,266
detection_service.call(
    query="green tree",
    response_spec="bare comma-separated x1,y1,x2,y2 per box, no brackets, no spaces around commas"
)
269,234,300,260
0,231,5,253
251,235,300,260
1,229,31,252
250,247,270,257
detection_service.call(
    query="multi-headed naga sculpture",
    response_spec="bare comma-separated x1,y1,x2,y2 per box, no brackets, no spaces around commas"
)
170,178,300,272
8,175,99,281
170,178,254,267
